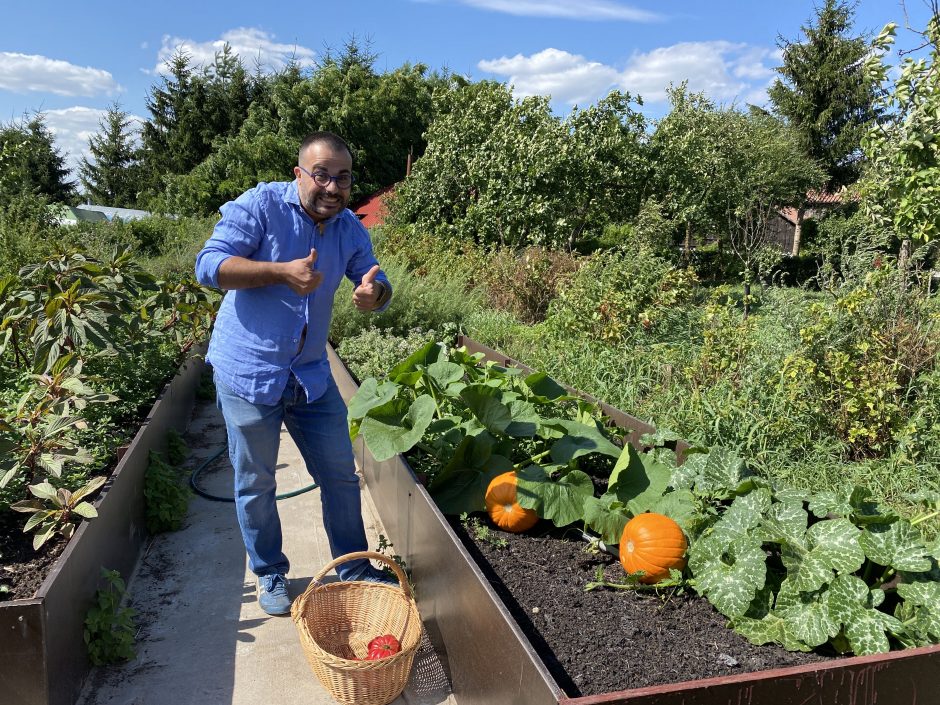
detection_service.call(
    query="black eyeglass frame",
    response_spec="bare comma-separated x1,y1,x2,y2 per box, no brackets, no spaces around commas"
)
296,165,355,189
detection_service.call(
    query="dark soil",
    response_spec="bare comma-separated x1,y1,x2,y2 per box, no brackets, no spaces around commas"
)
450,516,837,698
0,511,67,599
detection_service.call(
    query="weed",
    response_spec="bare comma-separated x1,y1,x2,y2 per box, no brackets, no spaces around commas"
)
84,568,136,666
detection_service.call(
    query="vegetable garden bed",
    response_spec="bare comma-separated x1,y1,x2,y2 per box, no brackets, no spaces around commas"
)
327,339,940,705
0,349,205,705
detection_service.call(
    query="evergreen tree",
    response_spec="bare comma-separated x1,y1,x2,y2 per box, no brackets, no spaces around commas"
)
140,49,199,184
769,0,880,254
139,45,263,206
770,0,878,188
0,113,77,203
79,104,140,208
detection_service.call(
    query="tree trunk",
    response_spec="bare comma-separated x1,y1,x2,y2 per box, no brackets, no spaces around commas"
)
899,238,912,292
743,280,751,319
790,206,806,257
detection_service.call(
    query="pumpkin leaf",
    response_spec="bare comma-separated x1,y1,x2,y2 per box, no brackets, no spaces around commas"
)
544,419,621,463
669,445,751,498
582,494,631,545
896,579,940,641
827,575,899,655
522,372,573,403
426,360,465,388
781,518,865,593
388,340,443,379
689,533,767,618
516,465,594,528
431,459,510,516
360,396,436,462
859,521,934,572
348,378,399,419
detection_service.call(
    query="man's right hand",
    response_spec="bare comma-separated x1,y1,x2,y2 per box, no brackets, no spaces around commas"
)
282,249,323,295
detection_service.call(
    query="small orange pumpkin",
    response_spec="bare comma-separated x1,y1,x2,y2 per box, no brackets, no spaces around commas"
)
619,512,687,584
485,471,539,533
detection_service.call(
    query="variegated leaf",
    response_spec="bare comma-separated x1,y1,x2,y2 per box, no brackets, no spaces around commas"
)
711,488,772,542
690,535,766,618
827,574,899,655
859,521,934,572
784,519,864,592
757,498,807,545
732,614,813,652
776,592,838,648
896,580,940,639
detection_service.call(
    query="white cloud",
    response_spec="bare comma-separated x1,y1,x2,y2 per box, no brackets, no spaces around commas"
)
154,27,316,75
0,52,121,97
479,42,779,109
43,107,144,178
457,0,662,21
479,49,620,106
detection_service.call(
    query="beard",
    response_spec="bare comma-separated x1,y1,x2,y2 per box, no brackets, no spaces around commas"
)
301,189,347,222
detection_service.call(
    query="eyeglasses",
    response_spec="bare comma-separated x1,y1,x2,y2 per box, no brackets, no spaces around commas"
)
297,165,354,189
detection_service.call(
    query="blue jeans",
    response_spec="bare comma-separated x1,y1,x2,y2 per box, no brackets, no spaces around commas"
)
214,372,370,581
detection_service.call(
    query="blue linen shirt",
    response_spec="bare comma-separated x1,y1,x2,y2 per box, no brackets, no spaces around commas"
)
195,180,391,405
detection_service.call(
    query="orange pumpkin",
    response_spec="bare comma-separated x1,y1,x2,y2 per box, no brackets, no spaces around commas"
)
619,512,687,584
485,472,539,533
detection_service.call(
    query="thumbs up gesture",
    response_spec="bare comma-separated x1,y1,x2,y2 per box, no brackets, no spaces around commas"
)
283,248,323,295
353,265,383,311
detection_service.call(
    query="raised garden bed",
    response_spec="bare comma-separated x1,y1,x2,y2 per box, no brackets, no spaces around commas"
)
0,350,205,705
327,340,940,705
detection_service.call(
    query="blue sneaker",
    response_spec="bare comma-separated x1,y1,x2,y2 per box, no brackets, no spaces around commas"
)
258,574,291,615
347,565,399,586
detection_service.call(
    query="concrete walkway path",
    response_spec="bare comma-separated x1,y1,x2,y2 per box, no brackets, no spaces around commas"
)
75,391,455,705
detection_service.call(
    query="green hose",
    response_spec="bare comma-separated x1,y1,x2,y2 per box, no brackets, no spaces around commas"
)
190,444,318,502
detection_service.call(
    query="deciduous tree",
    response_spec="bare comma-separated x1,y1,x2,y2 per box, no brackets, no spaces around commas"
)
861,8,940,271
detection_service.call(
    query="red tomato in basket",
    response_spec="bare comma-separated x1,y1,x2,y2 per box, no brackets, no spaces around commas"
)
365,634,401,659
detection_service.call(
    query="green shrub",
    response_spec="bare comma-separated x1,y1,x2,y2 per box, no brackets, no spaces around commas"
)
84,569,136,666
546,245,698,343
330,255,482,344
336,326,441,382
143,450,190,534
480,246,580,323
0,193,59,276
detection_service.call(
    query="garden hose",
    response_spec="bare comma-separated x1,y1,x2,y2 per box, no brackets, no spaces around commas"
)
189,444,319,503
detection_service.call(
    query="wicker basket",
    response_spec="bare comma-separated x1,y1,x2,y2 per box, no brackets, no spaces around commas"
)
291,551,423,705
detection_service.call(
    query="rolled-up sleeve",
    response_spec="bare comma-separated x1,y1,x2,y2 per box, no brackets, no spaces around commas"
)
195,192,265,288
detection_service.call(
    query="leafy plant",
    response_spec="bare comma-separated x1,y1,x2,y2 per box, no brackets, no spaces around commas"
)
164,429,188,466
143,450,190,534
460,513,508,549
348,340,621,515
687,481,940,655
10,475,106,549
84,568,136,665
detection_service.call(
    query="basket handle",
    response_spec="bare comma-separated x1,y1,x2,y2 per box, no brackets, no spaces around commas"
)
312,550,412,599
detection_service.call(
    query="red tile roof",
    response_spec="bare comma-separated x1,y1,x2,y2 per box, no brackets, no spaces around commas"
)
352,185,395,229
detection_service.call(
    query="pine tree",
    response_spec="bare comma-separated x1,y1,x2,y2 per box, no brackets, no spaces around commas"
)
79,104,140,208
0,113,77,203
769,0,880,254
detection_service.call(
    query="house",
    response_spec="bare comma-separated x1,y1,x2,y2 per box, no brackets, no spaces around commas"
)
352,185,395,229
766,190,844,255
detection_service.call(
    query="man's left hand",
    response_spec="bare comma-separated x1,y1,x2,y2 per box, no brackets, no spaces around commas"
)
353,265,382,311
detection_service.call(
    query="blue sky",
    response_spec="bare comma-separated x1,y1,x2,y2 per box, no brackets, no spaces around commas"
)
1,0,934,176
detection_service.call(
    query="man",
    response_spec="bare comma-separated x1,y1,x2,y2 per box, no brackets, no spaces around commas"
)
195,131,395,615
